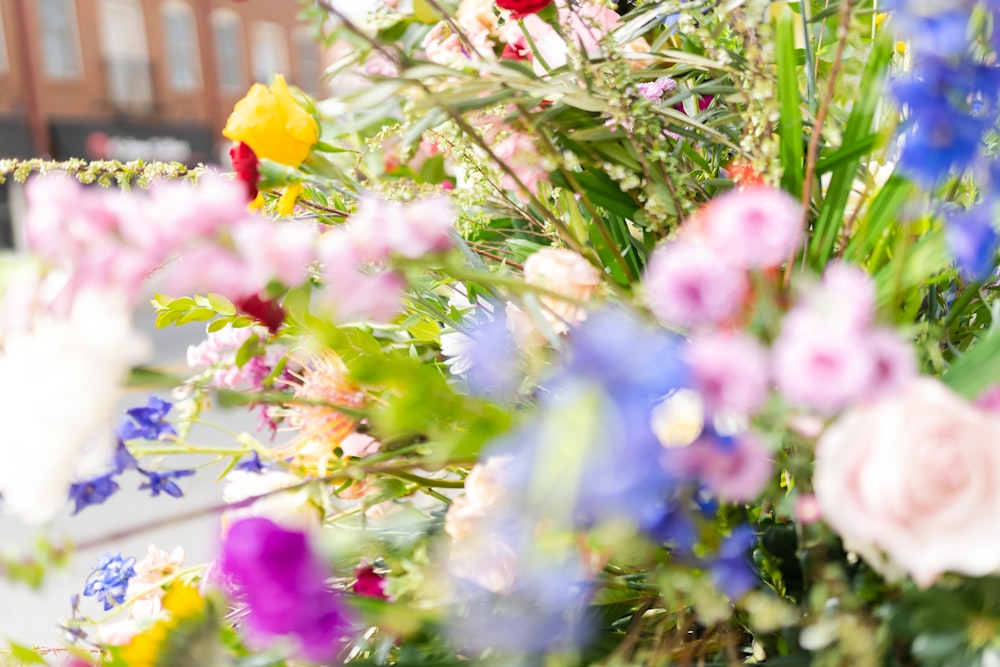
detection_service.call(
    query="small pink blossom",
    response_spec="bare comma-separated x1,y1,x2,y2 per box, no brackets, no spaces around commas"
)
794,494,821,525
161,244,254,302
125,545,185,619
686,332,770,415
701,187,803,269
636,77,677,101
340,433,380,458
643,242,748,329
346,195,455,261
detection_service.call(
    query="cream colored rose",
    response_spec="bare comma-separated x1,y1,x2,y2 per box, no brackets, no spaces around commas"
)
814,378,1000,588
524,247,601,333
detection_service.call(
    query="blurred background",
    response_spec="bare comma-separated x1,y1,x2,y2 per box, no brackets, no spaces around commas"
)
0,0,372,650
0,0,345,249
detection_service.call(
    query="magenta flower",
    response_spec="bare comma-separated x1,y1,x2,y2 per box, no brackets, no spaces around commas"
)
701,186,803,269
643,242,748,329
686,332,770,415
353,564,388,600
220,518,353,662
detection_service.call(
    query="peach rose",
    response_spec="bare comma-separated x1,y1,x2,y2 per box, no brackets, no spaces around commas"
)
814,377,1000,587
524,247,601,333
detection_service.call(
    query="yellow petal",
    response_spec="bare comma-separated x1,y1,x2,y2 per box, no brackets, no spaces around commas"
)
162,583,205,618
277,183,305,216
249,192,266,211
221,75,319,167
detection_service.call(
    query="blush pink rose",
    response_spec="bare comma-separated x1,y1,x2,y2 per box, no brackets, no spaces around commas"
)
814,377,1000,588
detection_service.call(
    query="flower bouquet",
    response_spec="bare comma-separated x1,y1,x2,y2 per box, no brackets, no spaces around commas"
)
3,0,1000,665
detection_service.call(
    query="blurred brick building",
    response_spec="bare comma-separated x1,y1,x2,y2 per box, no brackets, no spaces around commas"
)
0,0,324,245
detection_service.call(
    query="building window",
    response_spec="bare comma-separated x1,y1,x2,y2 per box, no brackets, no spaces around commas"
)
211,9,246,93
293,29,321,95
37,0,82,79
0,5,9,73
98,0,153,111
250,22,288,84
161,1,201,92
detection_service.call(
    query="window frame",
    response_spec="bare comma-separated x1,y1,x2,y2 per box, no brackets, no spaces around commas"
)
36,0,84,80
160,0,202,92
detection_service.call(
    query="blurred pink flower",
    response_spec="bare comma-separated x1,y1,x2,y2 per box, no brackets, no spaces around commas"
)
232,218,317,289
772,310,873,413
803,261,876,332
864,327,917,399
126,545,185,619
643,242,748,329
702,186,803,269
687,332,770,415
794,494,821,525
347,195,455,261
673,432,773,502
161,244,255,301
815,378,1000,587
340,433,380,458
494,132,549,196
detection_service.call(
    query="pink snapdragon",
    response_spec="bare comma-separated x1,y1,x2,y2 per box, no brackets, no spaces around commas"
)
643,241,748,329
686,332,770,415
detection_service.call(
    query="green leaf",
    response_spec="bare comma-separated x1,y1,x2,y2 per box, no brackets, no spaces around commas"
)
810,34,893,266
234,334,262,369
943,323,1000,398
775,7,804,198
3,641,46,665
206,293,237,316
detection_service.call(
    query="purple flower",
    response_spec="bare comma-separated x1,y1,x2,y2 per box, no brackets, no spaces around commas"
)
138,469,195,498
113,439,139,473
118,396,177,441
220,518,353,662
710,525,758,600
235,451,266,473
636,77,677,101
491,309,689,535
946,202,1000,281
82,553,136,611
68,474,120,514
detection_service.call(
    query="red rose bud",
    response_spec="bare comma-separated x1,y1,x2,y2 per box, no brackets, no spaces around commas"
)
496,0,553,19
353,564,388,599
229,141,260,201
501,38,531,61
235,293,285,334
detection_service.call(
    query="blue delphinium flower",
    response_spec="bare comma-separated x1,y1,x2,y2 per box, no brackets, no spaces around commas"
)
235,451,266,473
488,308,689,534
139,469,196,498
946,202,1000,281
82,553,136,611
892,57,1000,187
68,474,120,515
118,396,177,441
710,525,759,600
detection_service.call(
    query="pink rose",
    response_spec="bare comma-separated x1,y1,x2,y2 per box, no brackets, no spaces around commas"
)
814,378,1000,587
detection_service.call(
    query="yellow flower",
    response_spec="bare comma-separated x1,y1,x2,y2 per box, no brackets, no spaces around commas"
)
223,75,319,167
277,183,305,216
119,584,205,667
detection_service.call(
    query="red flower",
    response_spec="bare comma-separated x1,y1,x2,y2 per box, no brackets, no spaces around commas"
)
229,141,260,201
235,293,285,334
496,0,553,19
353,564,388,599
